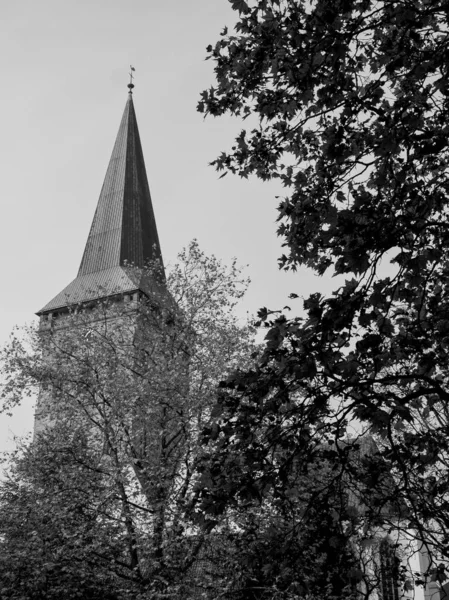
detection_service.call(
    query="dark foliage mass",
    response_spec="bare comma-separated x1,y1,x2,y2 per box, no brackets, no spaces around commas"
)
0,436,124,600
197,0,449,594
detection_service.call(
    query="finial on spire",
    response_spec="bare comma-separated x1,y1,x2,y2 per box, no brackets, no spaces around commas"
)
128,65,135,93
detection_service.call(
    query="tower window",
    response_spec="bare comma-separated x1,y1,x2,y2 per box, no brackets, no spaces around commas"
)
379,539,400,600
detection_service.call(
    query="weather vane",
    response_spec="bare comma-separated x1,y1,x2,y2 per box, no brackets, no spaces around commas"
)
128,65,135,92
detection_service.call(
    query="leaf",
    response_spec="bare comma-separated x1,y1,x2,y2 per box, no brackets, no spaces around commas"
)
229,0,250,15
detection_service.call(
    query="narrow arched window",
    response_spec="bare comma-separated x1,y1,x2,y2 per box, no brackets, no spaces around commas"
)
379,538,400,600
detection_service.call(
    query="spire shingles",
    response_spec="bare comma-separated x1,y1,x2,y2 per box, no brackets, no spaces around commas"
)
38,92,164,315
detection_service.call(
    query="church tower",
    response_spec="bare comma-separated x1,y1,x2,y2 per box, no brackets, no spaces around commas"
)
37,83,165,322
34,83,169,434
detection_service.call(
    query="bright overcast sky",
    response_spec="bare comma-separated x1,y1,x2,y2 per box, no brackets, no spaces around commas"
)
0,0,334,451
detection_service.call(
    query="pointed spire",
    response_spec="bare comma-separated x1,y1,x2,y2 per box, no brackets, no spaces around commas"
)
78,91,163,276
38,90,165,314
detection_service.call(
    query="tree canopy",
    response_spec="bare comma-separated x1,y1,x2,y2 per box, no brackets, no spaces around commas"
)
198,0,449,594
0,242,254,599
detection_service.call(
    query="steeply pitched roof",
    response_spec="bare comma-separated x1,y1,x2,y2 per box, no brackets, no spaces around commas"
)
38,90,165,314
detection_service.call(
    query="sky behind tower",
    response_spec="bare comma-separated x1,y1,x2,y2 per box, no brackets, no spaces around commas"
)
0,0,334,450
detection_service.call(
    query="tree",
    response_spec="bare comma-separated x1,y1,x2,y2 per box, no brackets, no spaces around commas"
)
0,241,255,599
197,447,363,600
198,0,449,595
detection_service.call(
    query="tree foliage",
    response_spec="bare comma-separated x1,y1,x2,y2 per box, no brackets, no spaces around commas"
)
0,241,254,599
198,0,449,594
